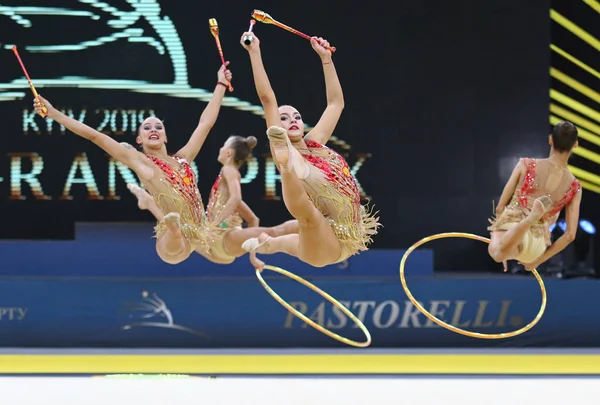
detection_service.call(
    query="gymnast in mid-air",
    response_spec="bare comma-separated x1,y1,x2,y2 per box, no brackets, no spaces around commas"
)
487,121,582,272
239,31,380,269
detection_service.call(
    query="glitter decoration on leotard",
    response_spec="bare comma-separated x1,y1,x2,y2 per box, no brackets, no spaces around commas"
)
201,169,244,262
143,154,208,250
299,140,380,262
488,158,581,240
206,169,243,229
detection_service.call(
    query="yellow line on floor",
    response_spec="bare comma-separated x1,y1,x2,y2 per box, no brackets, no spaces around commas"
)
0,354,599,374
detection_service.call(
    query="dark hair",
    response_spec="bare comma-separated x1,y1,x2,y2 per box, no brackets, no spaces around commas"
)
551,121,578,153
229,135,257,166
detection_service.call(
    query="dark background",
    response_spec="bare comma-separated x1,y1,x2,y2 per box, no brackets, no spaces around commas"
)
0,0,597,271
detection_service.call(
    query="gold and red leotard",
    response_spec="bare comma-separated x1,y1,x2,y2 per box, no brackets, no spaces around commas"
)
299,140,380,262
203,169,243,263
206,169,243,229
142,154,209,252
488,157,581,251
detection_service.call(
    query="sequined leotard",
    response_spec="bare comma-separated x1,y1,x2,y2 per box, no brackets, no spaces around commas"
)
488,157,581,259
206,169,243,229
201,169,244,263
299,140,380,262
141,154,208,252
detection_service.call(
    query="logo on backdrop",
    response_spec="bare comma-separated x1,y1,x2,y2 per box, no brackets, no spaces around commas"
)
121,290,208,338
0,0,259,112
282,299,524,330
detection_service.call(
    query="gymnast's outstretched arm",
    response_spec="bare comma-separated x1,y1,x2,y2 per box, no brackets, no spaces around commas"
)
304,37,344,146
240,32,281,128
33,95,154,180
177,64,232,162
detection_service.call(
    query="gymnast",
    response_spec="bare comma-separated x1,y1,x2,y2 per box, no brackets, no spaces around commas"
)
488,121,582,271
34,65,231,264
127,134,298,264
239,31,380,269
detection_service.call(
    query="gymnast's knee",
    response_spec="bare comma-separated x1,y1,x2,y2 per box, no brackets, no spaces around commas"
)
156,246,188,265
267,221,299,237
488,244,506,263
263,227,281,238
296,213,323,229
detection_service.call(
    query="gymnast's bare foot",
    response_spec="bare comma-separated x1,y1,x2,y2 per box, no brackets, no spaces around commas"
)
127,183,153,211
242,232,272,253
266,126,290,169
528,195,552,223
164,212,182,234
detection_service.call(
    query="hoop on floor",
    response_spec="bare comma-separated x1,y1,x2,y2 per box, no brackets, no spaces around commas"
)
255,265,372,348
399,232,547,339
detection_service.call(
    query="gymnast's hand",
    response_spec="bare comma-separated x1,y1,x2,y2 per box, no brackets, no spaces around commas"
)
218,61,232,85
240,32,260,52
311,36,332,60
249,251,265,271
33,95,55,118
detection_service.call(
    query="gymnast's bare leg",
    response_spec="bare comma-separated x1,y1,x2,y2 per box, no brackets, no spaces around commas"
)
127,184,190,265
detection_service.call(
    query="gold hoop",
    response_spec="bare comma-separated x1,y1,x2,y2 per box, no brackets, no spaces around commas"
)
255,265,372,348
399,232,547,339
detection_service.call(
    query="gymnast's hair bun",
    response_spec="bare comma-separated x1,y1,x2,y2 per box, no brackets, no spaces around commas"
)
245,136,257,149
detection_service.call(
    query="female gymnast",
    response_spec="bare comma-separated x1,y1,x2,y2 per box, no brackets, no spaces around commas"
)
238,32,380,269
488,121,582,271
33,64,233,265
127,134,299,264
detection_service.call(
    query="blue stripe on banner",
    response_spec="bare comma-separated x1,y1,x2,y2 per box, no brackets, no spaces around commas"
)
0,276,598,348
0,224,434,278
